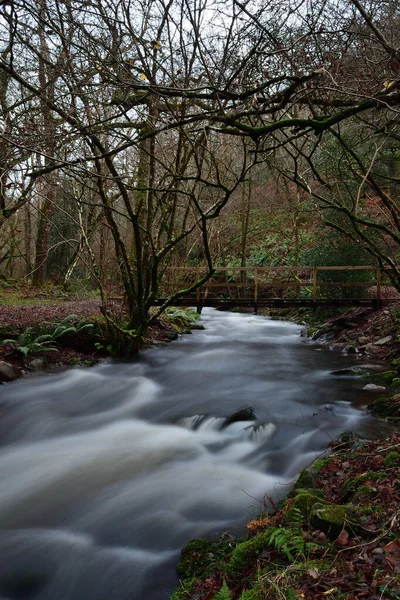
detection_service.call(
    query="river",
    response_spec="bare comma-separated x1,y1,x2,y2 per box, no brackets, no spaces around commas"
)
0,309,386,600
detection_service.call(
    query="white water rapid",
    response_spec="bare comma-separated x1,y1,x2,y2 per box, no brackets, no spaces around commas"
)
0,310,385,600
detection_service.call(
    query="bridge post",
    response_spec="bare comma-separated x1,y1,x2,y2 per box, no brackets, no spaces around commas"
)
312,266,317,306
196,267,202,313
254,267,258,312
376,267,382,309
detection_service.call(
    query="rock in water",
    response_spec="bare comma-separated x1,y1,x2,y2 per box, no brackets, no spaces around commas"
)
0,361,21,383
223,406,256,428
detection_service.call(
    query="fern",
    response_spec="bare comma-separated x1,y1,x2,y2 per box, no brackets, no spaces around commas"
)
212,579,231,600
267,523,309,562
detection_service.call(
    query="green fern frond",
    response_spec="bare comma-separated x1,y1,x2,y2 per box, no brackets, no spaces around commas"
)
213,579,231,600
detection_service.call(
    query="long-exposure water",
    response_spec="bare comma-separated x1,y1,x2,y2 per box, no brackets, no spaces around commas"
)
0,309,386,600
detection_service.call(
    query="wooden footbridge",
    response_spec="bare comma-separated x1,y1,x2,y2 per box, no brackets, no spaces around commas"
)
154,266,398,310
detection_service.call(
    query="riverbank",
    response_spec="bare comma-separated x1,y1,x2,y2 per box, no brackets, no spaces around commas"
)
171,305,400,600
0,299,201,381
172,427,400,600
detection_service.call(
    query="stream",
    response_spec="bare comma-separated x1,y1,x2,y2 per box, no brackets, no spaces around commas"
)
0,309,388,600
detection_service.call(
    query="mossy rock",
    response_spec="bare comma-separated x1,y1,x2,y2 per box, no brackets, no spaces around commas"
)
226,530,272,580
310,458,331,473
337,431,366,449
291,469,316,493
340,477,359,503
368,396,394,418
177,539,215,580
341,472,386,503
331,366,366,376
369,371,397,385
384,451,399,467
286,491,323,522
390,358,400,373
309,502,355,538
352,485,377,503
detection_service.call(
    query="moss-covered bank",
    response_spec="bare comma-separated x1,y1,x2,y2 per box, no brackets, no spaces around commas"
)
172,429,400,600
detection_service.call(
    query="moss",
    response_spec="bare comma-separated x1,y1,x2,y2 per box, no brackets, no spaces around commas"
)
292,469,315,492
226,530,272,579
340,477,358,502
368,396,393,418
169,578,197,600
352,486,376,502
384,451,399,467
310,502,355,538
286,491,323,522
177,539,215,580
341,472,386,502
369,371,397,385
239,582,265,600
311,458,331,473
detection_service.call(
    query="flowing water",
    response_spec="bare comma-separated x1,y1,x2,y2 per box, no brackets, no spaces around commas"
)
0,309,387,600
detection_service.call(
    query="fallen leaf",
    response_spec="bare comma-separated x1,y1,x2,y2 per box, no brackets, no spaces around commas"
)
336,529,349,547
307,567,319,579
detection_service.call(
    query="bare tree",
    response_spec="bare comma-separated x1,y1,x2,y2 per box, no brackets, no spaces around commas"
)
1,0,400,341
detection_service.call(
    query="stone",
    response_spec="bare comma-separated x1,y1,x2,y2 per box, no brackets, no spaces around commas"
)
331,366,365,376
310,502,354,538
223,406,256,427
286,491,322,522
28,358,45,370
165,332,178,340
375,336,393,346
347,332,360,340
330,342,348,350
363,383,386,390
365,343,379,354
370,370,397,385
344,321,359,328
0,361,21,382
345,345,358,354
358,336,369,345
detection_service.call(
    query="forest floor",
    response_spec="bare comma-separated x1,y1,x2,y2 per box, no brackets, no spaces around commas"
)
173,430,400,600
0,282,179,374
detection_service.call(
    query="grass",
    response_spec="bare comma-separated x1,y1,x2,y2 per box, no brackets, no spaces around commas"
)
0,279,99,306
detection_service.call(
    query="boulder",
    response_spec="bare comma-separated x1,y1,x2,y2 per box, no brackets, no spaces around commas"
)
364,343,379,354
223,406,256,427
0,361,21,382
28,358,45,370
363,383,386,390
331,366,366,376
310,502,355,538
375,336,393,346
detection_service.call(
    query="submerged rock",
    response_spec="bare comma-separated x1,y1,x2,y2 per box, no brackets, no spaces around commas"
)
223,406,256,427
331,366,367,376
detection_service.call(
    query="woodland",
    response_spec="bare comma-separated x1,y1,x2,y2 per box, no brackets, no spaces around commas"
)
0,0,399,346
1,3,400,599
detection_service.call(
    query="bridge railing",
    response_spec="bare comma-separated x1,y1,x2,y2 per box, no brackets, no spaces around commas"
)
158,265,396,305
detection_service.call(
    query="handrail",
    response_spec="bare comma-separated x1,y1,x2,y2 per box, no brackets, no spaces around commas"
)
159,265,395,307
